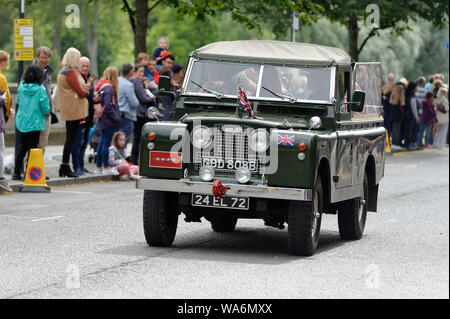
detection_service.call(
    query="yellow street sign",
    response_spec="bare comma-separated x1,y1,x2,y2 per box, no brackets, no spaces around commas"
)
14,19,34,61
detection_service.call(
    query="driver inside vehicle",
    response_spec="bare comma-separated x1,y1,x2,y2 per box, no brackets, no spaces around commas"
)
295,71,329,101
232,66,259,95
202,65,227,92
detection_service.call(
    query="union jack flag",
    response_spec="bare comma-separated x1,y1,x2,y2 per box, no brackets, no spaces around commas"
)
238,86,263,120
277,134,295,146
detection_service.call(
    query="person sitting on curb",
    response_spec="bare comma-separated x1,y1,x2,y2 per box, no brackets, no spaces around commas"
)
108,131,139,181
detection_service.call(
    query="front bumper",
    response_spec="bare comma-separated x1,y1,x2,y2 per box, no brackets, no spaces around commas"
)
136,178,312,201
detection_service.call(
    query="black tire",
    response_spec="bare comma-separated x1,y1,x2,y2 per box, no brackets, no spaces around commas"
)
288,176,323,256
143,190,179,247
211,216,237,232
337,172,368,240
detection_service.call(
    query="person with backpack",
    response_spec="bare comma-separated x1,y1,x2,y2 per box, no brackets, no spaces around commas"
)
94,66,120,175
12,65,50,180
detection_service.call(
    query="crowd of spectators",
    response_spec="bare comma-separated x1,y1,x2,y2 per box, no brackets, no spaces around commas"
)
0,36,186,192
382,73,449,150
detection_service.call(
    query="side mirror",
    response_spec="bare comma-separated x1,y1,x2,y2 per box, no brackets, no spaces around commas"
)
158,75,171,92
158,75,177,100
351,90,365,112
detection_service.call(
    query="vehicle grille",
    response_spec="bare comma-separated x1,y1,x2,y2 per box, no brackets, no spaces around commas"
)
194,124,267,174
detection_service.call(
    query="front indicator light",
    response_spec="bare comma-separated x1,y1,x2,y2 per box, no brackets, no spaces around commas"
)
148,132,156,141
298,143,306,151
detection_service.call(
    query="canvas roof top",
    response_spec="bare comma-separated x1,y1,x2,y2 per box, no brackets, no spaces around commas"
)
191,40,352,66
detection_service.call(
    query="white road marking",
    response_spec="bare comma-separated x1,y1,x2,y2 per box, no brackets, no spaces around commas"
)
31,216,65,222
52,191,93,194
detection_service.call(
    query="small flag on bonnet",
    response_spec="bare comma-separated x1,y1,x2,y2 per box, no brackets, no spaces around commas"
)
238,86,263,120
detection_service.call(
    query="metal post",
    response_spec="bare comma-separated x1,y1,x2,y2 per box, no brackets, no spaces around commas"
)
291,12,295,42
15,0,25,167
17,0,25,84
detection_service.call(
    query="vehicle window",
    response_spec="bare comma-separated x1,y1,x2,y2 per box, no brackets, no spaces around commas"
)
260,66,331,101
353,63,382,117
185,60,261,97
338,71,350,113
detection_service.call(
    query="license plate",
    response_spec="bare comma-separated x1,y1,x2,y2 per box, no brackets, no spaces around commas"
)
191,194,250,210
201,157,258,172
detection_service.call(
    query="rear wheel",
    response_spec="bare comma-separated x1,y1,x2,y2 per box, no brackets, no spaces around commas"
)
143,190,179,247
288,176,323,256
211,216,237,232
337,172,368,240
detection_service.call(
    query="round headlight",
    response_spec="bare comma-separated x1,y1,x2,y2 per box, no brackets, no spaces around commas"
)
199,166,215,182
147,142,155,150
249,130,269,153
235,167,251,184
192,126,212,149
309,116,322,129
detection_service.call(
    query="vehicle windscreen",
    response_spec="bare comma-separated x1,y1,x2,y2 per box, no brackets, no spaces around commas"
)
260,66,331,101
184,60,332,102
185,60,261,97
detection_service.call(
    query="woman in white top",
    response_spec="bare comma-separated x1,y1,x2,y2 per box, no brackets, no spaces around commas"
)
432,87,449,148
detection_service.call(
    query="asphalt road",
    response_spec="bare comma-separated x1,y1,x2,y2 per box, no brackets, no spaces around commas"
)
0,149,448,299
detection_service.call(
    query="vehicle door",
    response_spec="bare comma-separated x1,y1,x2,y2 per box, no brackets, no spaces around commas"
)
351,62,383,186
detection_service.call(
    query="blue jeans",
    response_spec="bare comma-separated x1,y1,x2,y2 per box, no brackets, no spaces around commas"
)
423,124,433,146
96,128,115,168
72,125,90,172
120,116,134,148
416,114,425,146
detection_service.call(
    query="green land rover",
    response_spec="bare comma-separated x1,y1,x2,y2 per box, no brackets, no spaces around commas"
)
136,40,386,256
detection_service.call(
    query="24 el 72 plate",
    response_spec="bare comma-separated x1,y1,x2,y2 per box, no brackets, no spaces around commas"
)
191,194,249,210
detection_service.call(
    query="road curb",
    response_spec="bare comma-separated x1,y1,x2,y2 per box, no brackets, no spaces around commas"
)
6,174,119,193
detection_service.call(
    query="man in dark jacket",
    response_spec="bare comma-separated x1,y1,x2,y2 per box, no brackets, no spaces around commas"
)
130,67,157,165
33,46,53,154
72,56,95,175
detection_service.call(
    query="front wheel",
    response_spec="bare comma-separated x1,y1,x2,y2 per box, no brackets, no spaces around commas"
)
337,172,368,240
288,176,323,256
143,190,179,247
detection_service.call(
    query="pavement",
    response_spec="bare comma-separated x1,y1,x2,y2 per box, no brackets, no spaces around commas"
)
0,147,448,298
1,144,129,193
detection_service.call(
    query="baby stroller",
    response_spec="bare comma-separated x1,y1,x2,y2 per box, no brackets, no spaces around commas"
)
87,124,101,163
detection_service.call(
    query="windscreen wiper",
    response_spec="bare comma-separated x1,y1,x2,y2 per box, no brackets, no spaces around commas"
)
262,86,297,104
190,80,224,99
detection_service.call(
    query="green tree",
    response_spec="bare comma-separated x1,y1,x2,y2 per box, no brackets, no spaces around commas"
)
314,0,449,61
120,0,322,57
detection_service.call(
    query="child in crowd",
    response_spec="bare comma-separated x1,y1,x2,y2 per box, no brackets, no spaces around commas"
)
153,37,171,68
109,131,139,181
422,92,436,149
13,65,50,180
